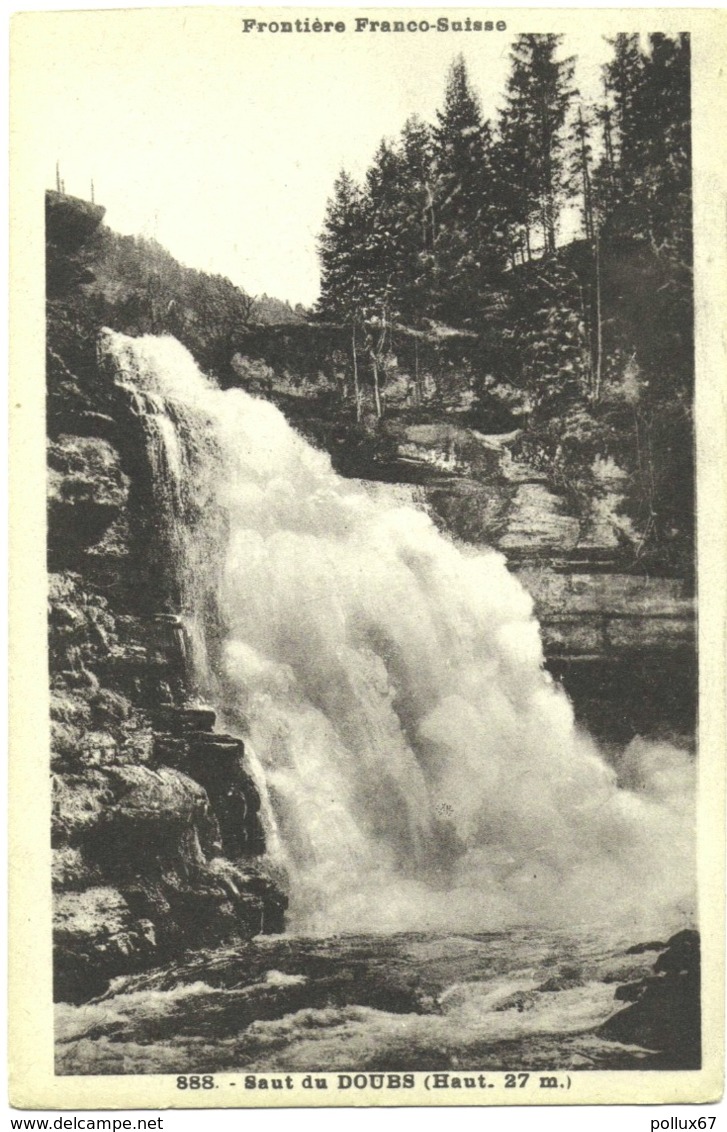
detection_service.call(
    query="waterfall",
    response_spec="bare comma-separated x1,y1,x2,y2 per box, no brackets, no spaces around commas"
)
103,330,695,938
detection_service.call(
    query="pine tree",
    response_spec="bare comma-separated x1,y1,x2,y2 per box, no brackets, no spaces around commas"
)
361,140,407,416
607,34,645,168
316,170,368,417
596,33,691,267
432,55,503,324
598,34,647,240
499,35,576,256
569,105,596,242
362,141,404,318
640,33,691,268
397,115,436,325
592,92,619,224
512,261,589,417
567,104,605,400
498,47,541,261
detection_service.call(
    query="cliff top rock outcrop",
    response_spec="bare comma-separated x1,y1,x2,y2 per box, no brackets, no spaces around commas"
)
46,191,106,250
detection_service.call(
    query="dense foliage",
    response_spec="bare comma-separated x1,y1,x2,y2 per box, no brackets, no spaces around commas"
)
48,222,305,383
316,34,694,573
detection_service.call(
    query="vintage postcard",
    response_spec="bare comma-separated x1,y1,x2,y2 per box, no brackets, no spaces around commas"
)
9,4,727,1109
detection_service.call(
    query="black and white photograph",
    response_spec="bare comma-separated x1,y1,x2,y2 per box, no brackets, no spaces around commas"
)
9,5,726,1108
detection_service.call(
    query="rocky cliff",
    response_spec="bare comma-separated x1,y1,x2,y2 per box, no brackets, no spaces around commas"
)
47,193,286,1005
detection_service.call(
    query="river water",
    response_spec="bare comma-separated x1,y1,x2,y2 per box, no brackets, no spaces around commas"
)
57,929,671,1075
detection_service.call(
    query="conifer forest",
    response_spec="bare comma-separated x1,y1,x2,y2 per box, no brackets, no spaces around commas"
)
316,33,693,575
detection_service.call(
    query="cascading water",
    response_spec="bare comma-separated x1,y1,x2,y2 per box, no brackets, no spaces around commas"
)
104,329,695,940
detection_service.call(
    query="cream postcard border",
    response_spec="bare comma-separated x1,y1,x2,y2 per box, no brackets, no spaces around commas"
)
9,4,727,1108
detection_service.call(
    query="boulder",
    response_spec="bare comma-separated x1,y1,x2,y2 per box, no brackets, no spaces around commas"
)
155,704,216,734
46,191,106,249
598,930,700,1067
52,772,114,843
53,885,156,1002
53,765,219,861
83,765,220,871
47,436,130,566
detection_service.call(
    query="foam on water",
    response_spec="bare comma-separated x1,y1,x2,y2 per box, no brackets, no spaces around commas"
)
54,929,654,1075
103,331,695,937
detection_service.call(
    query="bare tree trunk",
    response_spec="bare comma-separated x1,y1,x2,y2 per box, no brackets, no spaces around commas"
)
414,339,420,406
577,108,594,242
582,166,593,242
351,324,361,421
540,97,556,255
371,355,382,418
602,99,616,182
593,223,603,402
577,279,593,398
426,183,436,247
369,316,388,420
540,197,549,255
546,187,556,255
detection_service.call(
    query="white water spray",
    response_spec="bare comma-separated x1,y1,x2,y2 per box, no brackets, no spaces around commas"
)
105,331,695,937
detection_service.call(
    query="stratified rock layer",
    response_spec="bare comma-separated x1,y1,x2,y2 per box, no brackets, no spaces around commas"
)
48,194,286,1005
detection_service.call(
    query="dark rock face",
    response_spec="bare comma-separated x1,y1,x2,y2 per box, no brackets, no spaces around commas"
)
598,930,700,1068
46,191,106,249
46,192,107,299
47,436,131,574
47,193,287,1005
